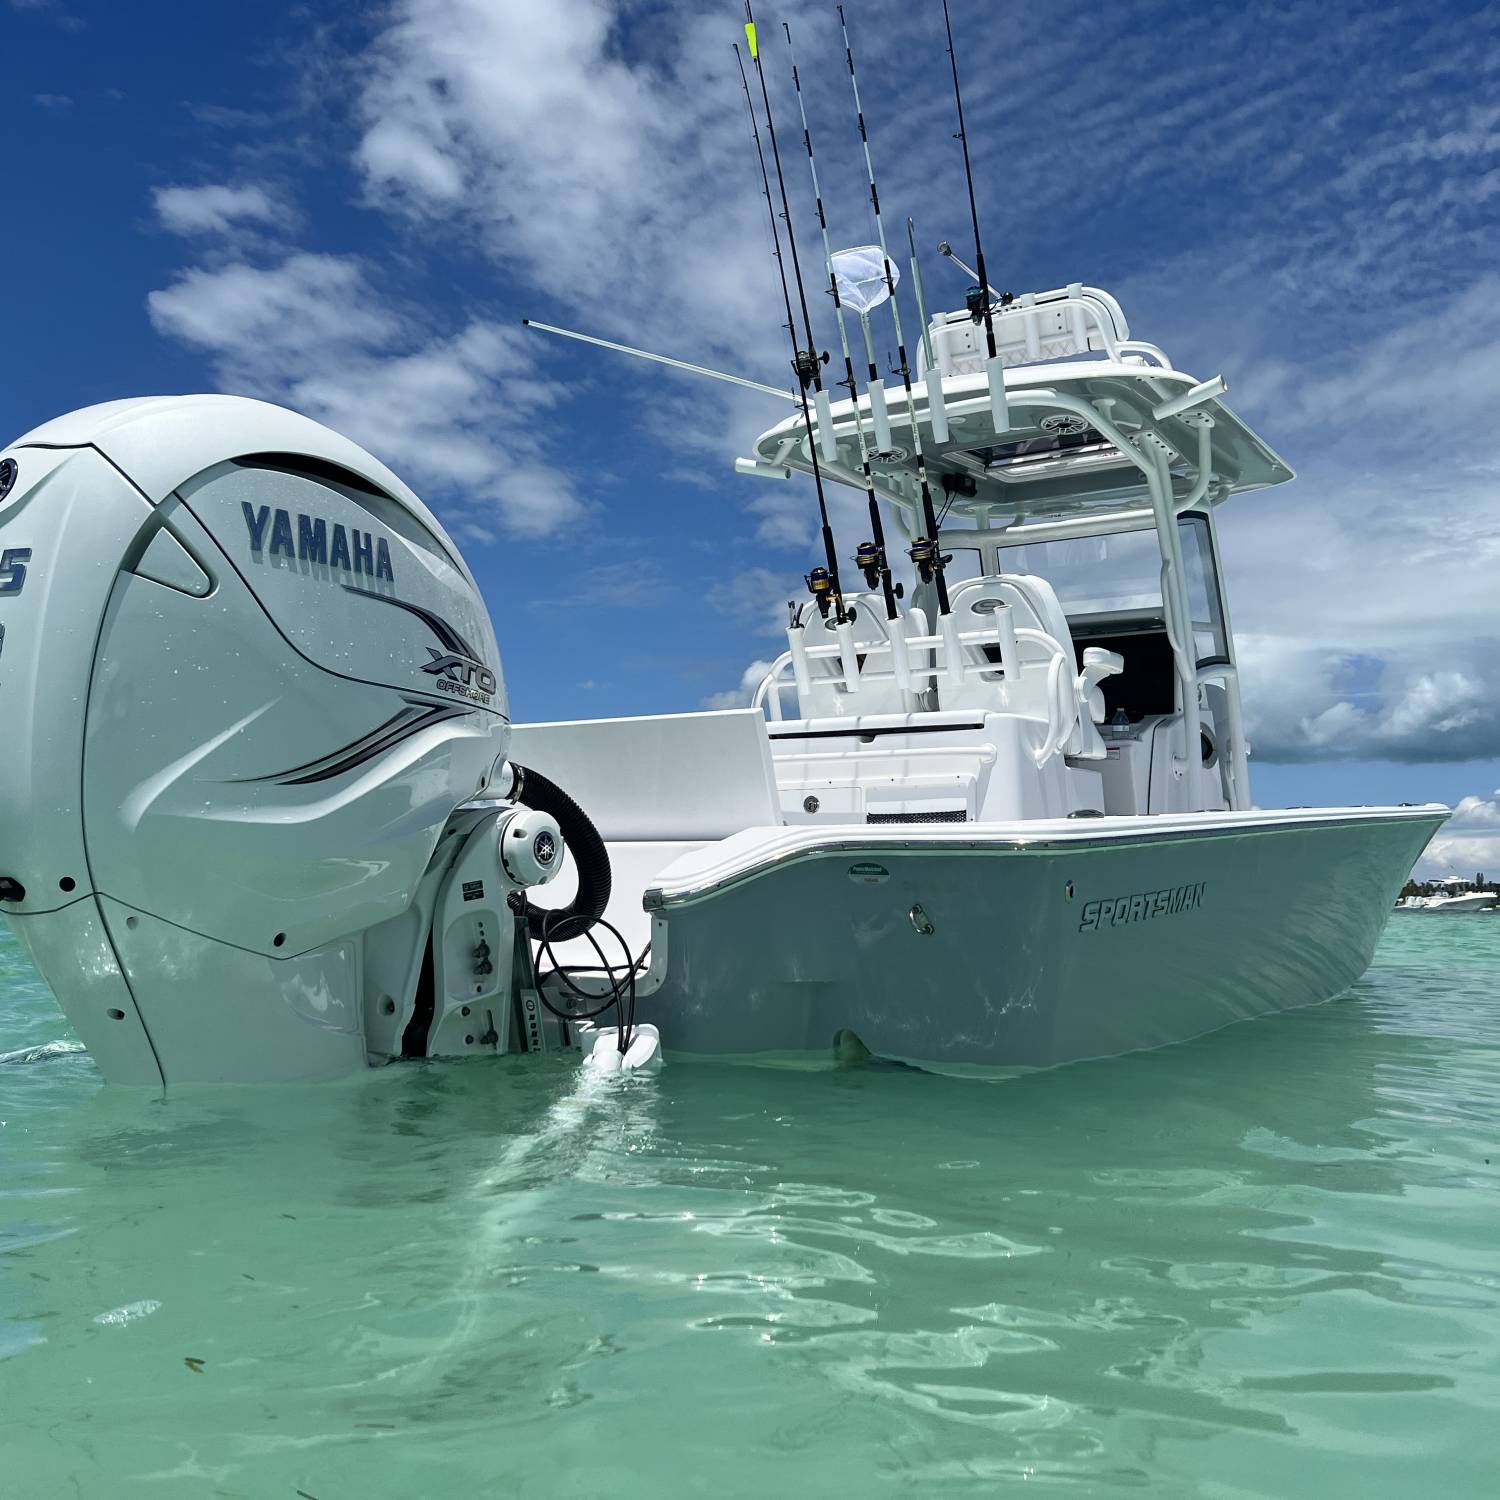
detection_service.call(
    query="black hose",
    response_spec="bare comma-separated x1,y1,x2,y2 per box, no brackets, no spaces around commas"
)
532,905,645,1050
511,764,652,1057
501,892,649,1052
510,763,611,942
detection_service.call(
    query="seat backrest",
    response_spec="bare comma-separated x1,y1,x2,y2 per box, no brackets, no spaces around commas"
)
988,575,1077,671
791,592,925,720
939,574,1079,718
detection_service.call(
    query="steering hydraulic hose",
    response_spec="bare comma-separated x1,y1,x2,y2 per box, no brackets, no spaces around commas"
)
509,763,611,941
508,762,647,1052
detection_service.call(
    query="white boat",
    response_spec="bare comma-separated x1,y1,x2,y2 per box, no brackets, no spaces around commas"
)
0,19,1448,1085
0,305,1448,1084
512,281,1445,1072
1395,882,1498,913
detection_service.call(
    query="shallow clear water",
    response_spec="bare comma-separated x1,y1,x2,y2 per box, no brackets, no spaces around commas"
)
2,917,1499,1499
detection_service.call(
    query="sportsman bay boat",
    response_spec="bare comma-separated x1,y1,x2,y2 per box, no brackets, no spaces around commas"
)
0,7,1446,1084
515,275,1446,1072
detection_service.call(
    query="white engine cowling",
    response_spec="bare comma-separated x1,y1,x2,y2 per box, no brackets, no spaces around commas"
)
0,395,547,1085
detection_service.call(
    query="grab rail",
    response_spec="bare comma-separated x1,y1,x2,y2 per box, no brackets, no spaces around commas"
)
929,284,1173,377
754,619,1080,765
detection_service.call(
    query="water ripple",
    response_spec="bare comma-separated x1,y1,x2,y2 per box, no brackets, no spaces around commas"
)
3,917,1500,1495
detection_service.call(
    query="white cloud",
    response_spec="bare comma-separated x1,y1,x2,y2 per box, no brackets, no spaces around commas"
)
1418,834,1500,878
351,0,800,380
153,183,282,237
147,254,394,364
147,254,584,536
33,93,72,109
1417,789,1500,877
1271,273,1500,440
145,0,833,544
1238,639,1500,765
1453,793,1500,829
702,659,774,712
1204,270,1500,765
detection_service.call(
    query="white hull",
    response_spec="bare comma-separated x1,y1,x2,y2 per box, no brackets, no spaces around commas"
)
625,807,1443,1072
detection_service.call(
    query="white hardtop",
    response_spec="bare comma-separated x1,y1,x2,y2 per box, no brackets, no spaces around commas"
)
748,283,1292,531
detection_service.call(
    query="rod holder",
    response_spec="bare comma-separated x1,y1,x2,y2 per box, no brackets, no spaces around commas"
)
787,622,813,702
940,610,966,686
992,599,1018,689
835,618,860,693
889,617,912,693
814,388,838,462
867,380,893,452
985,354,1010,433
735,456,792,480
1152,373,1227,422
924,370,949,444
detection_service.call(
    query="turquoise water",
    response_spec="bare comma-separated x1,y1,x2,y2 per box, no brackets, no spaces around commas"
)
2,918,1498,1498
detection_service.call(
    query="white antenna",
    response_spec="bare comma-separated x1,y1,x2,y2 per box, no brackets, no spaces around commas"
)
521,319,797,403
909,218,949,443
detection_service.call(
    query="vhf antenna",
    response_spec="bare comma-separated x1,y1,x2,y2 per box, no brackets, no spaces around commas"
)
739,11,846,625
907,216,950,445
941,0,1010,434
907,217,936,377
839,4,951,616
783,21,897,622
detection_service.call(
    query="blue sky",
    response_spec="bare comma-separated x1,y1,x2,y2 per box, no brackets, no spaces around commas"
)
8,0,1500,873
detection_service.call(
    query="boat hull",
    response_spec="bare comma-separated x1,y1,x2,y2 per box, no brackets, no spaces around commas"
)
634,808,1446,1071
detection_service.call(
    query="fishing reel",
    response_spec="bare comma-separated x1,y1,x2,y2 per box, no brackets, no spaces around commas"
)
907,537,951,585
964,285,1015,325
804,565,838,618
854,541,884,589
792,348,830,390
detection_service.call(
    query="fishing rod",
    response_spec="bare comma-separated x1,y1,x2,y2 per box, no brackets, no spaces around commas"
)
744,4,829,414
941,0,1010,434
838,3,951,616
734,30,847,625
783,21,897,622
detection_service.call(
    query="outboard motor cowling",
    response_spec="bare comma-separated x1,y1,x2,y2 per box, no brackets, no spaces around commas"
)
0,396,541,1085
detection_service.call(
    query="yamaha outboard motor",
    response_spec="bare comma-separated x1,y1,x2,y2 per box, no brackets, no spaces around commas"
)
0,396,569,1085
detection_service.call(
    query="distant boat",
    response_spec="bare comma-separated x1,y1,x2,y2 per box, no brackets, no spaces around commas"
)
1395,888,1498,914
